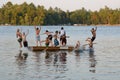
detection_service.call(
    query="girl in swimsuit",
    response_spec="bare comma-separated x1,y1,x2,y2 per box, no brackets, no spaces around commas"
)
34,26,41,46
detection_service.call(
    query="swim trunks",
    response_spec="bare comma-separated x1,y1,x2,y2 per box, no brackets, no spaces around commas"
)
23,41,28,47
36,35,40,41
18,38,22,43
91,36,96,42
54,39,59,46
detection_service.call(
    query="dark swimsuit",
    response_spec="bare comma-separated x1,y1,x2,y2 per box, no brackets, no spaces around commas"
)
45,43,49,47
54,39,59,46
48,35,52,40
45,39,50,47
91,36,96,42
18,38,22,43
62,37,67,45
23,41,28,47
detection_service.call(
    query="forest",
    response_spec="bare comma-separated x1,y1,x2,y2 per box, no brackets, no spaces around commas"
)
0,2,120,25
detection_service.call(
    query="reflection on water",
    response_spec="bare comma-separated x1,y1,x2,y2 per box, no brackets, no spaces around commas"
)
45,52,53,64
15,50,28,69
45,51,67,73
88,49,96,73
14,50,28,80
59,52,67,64
1,26,120,80
74,47,97,73
34,51,42,62
15,50,28,61
44,51,67,64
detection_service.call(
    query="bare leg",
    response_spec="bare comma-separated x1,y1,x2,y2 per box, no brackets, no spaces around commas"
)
20,42,22,48
39,41,41,46
86,37,91,41
36,41,38,46
75,41,80,49
62,42,66,46
86,39,93,48
60,41,62,46
50,40,54,46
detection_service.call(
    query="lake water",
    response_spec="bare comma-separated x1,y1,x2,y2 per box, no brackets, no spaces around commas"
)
0,26,120,80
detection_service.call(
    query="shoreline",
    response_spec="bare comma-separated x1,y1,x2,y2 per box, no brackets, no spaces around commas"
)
73,24,120,27
0,24,120,27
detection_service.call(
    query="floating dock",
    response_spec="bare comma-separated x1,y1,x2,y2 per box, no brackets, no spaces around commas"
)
29,46,74,51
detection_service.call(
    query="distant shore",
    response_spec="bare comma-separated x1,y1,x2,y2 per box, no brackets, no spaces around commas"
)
0,24,120,26
73,24,120,27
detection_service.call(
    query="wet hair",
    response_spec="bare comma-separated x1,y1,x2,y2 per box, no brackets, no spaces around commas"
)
61,27,64,30
17,29,20,32
36,27,39,30
46,30,48,32
55,31,58,34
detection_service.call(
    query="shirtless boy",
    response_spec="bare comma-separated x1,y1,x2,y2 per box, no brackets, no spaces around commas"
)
86,27,97,42
22,30,29,47
34,26,41,46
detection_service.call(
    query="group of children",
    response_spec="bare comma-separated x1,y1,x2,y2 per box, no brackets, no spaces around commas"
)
16,28,29,48
34,26,68,47
16,26,97,49
16,26,68,48
75,27,97,50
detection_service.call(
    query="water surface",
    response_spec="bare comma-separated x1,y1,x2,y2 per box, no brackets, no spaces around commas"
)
0,26,120,80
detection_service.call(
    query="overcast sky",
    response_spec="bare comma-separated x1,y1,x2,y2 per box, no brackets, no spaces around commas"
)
0,0,120,11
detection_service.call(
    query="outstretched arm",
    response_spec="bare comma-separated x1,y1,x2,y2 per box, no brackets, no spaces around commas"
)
26,29,29,36
39,26,41,31
20,28,22,32
16,33,18,38
34,26,36,30
95,26,97,31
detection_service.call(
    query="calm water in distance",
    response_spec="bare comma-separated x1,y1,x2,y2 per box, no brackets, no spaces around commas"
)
0,26,120,80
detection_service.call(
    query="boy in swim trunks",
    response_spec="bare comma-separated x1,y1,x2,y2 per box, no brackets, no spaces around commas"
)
41,37,50,47
86,27,97,42
91,27,97,42
53,31,59,46
34,26,41,46
22,30,29,47
43,30,53,46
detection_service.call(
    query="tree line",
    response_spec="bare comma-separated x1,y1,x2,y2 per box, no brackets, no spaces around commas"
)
0,2,120,25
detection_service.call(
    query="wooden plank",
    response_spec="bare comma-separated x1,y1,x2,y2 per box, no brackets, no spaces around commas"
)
29,46,74,51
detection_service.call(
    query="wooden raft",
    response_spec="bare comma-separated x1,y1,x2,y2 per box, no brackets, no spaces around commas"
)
29,46,74,51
